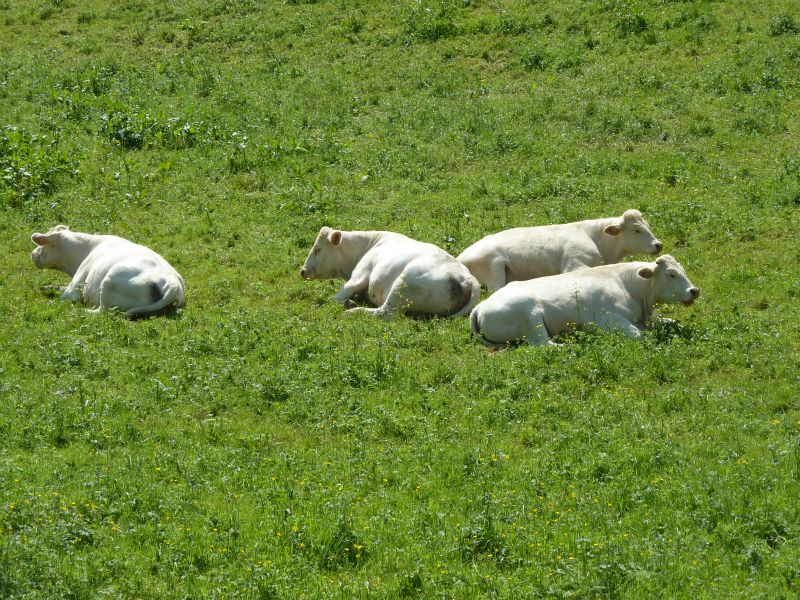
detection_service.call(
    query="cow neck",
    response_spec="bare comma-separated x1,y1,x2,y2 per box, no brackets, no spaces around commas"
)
593,218,625,264
338,231,382,279
59,232,102,277
619,263,655,324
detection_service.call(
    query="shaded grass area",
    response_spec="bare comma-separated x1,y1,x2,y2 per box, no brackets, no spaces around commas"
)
1,0,799,597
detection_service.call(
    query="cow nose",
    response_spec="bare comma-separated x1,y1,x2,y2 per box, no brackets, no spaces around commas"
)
690,287,700,299
300,268,306,278
653,241,663,253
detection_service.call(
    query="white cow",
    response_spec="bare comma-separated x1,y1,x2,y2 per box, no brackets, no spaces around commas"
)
470,255,699,347
31,225,185,317
300,227,481,318
457,209,663,291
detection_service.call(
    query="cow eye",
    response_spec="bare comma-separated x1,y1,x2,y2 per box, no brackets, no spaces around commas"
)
669,272,676,278
635,228,642,233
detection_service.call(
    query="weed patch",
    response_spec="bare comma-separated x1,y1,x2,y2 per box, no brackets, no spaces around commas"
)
99,108,226,150
315,518,367,570
0,126,75,206
404,1,458,42
769,13,798,36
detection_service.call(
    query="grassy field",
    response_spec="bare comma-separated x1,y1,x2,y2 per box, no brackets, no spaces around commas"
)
1,0,799,597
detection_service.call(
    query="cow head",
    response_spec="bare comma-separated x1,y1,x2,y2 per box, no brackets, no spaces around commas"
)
637,255,700,306
603,209,662,256
30,225,70,270
300,226,344,280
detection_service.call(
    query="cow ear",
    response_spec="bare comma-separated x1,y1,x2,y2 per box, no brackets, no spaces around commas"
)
638,266,655,279
32,233,49,246
330,230,342,246
603,224,621,237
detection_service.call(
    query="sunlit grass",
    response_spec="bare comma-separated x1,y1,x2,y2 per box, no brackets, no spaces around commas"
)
1,0,799,597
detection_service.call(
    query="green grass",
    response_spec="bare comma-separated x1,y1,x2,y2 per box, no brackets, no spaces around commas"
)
1,0,799,597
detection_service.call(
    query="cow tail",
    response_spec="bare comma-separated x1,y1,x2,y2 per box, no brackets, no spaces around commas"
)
469,304,481,336
124,278,184,318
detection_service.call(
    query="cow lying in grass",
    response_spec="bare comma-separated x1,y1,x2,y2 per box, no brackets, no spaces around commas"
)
31,225,185,317
458,209,662,291
301,227,480,319
470,255,699,347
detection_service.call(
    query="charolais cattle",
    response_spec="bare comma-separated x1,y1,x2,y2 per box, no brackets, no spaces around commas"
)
301,227,480,319
458,209,662,291
470,255,699,347
31,225,185,317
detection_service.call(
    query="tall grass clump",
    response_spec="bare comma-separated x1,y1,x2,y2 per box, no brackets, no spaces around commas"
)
0,126,74,207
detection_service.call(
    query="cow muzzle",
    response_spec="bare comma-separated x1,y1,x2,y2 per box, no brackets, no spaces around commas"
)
651,241,663,254
682,287,700,306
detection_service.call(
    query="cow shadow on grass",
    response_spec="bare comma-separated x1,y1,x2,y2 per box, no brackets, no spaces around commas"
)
341,294,468,320
38,284,184,320
127,303,184,321
475,319,694,352
554,320,694,346
39,284,63,299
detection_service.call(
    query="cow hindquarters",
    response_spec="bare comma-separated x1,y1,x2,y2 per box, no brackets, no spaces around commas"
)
477,300,554,347
96,264,183,316
124,277,184,317
451,275,481,317
402,265,480,316
469,305,508,348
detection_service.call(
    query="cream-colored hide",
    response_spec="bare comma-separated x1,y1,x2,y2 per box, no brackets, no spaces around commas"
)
470,255,699,347
301,227,480,319
458,209,662,291
31,225,185,317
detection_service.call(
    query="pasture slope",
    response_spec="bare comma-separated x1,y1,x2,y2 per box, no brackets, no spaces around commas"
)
1,1,799,598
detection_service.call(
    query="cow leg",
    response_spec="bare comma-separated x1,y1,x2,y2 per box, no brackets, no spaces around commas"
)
98,270,133,310
519,314,556,346
483,258,508,292
61,263,94,302
344,303,399,319
344,305,385,318
96,270,143,313
598,314,642,338
345,277,409,319
333,271,370,304
61,283,83,302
